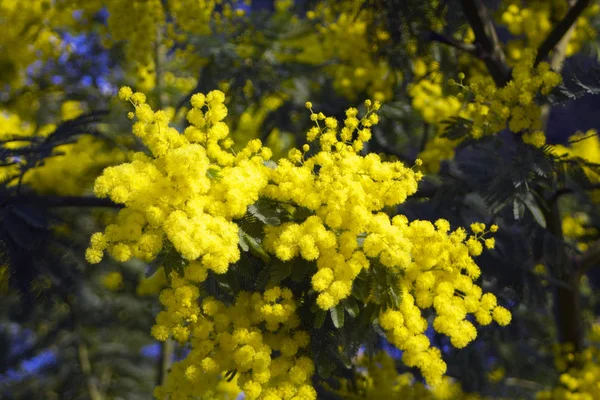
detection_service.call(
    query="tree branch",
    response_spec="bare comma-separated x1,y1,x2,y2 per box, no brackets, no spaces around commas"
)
547,183,600,205
544,199,584,352
539,0,578,131
156,339,175,397
460,0,511,87
3,195,122,209
78,342,103,400
535,0,593,66
426,31,477,53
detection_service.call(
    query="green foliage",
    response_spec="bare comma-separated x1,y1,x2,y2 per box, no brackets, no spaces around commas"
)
0,0,600,399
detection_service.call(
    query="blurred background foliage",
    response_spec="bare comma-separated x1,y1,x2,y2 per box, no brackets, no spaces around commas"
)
1,0,600,399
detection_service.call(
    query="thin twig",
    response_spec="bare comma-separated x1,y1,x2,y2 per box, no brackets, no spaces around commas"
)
426,31,477,53
544,200,584,351
539,0,578,131
460,0,511,87
78,342,103,400
156,340,175,391
568,131,599,144
547,183,600,205
505,377,545,390
535,0,593,66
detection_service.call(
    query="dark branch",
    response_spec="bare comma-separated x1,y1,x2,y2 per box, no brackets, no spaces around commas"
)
569,131,599,144
426,31,477,53
535,0,593,66
547,183,600,205
543,200,584,351
3,195,122,209
460,0,511,87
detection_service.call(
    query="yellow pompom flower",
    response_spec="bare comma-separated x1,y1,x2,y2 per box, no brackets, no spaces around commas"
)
492,306,512,326
101,271,124,291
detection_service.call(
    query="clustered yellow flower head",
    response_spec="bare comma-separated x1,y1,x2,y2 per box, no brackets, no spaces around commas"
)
280,0,393,101
499,0,599,61
464,49,561,144
330,351,481,400
409,60,461,126
412,47,563,173
86,87,271,275
152,278,315,400
87,89,510,398
259,102,508,385
408,61,462,173
537,331,600,400
376,221,508,385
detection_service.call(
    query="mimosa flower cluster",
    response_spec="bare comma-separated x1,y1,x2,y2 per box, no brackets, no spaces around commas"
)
329,351,481,399
86,87,271,267
152,277,315,400
499,0,599,61
409,61,462,126
262,100,419,310
537,338,600,400
87,89,510,396
377,222,509,385
463,50,561,143
0,0,63,89
314,6,393,102
261,105,510,385
411,50,560,171
408,60,462,173
279,1,394,101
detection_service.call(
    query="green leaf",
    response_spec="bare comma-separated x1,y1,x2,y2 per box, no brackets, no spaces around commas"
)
550,64,600,104
330,303,345,329
440,116,473,139
343,297,360,318
287,258,314,282
379,102,409,120
522,193,546,228
239,229,270,262
315,353,335,379
358,303,380,326
314,309,327,329
351,271,371,302
238,230,250,252
269,259,292,284
388,284,402,308
248,198,282,226
255,265,271,291
290,206,313,223
206,167,222,180
172,262,185,278
513,198,525,220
